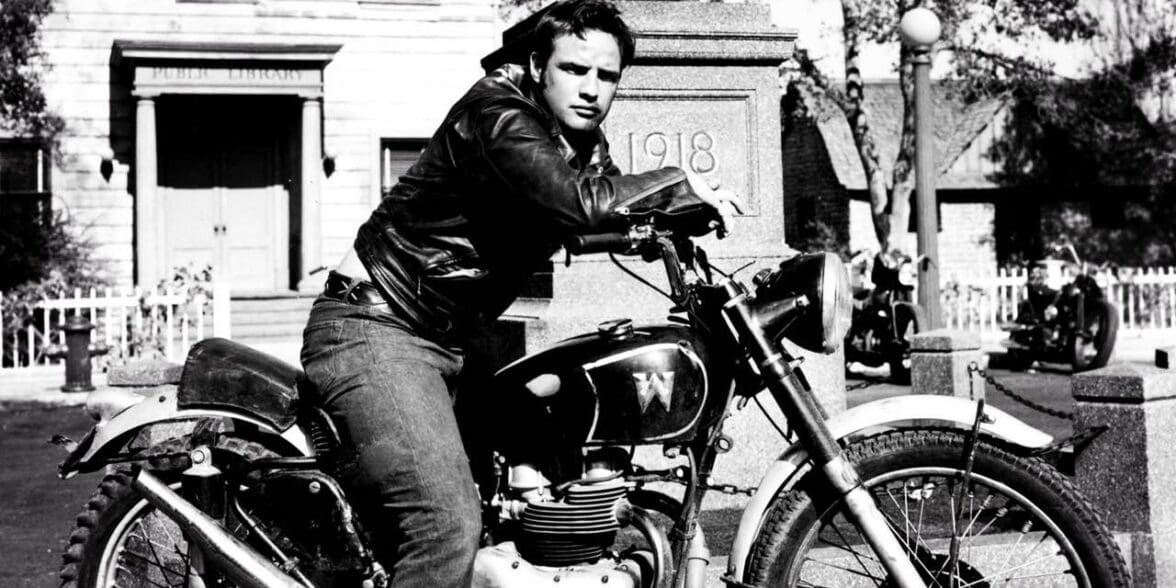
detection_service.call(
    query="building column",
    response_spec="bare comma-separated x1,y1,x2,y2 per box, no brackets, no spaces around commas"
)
299,96,323,291
135,95,159,287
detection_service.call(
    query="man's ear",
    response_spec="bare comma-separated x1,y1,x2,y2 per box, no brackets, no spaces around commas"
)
528,52,544,85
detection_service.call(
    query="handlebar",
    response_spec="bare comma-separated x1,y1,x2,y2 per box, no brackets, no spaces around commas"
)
565,233,634,255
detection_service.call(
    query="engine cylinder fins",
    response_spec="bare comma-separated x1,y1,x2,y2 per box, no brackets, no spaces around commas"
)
518,483,628,566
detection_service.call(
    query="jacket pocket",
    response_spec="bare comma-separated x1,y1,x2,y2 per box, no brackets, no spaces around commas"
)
423,255,488,282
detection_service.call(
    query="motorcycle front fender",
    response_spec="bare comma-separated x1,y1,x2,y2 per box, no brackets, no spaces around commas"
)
724,394,1053,581
59,386,313,479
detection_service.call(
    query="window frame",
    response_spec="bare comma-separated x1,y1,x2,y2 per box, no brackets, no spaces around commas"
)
0,140,52,227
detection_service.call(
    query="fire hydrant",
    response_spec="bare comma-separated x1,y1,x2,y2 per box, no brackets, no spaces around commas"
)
44,313,110,393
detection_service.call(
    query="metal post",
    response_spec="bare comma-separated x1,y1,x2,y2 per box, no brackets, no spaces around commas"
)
912,46,942,328
901,8,944,329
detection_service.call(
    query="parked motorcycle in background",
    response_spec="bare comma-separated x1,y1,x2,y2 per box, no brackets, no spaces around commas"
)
845,249,926,384
1002,243,1119,372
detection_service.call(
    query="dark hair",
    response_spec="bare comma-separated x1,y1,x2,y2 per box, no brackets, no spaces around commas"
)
531,0,636,70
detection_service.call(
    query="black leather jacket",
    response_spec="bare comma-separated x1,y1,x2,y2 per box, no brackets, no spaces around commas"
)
355,64,702,340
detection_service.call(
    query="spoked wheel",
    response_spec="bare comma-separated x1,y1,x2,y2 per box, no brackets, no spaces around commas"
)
60,437,275,588
1070,300,1118,372
60,469,214,588
745,430,1130,587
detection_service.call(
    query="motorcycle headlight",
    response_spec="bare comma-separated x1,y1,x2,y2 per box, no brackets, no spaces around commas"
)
897,261,917,288
753,252,852,354
1044,304,1059,321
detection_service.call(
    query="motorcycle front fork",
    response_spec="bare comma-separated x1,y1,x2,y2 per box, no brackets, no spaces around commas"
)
758,355,924,587
721,294,924,587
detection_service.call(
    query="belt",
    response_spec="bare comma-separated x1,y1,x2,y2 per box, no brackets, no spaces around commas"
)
322,270,388,307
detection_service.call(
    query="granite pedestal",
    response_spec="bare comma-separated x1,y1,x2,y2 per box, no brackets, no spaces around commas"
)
1073,362,1176,586
910,329,985,399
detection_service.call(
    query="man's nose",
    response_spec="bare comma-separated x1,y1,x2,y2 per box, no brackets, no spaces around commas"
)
579,75,599,101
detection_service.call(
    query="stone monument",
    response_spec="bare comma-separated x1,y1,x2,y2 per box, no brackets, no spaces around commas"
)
482,2,846,412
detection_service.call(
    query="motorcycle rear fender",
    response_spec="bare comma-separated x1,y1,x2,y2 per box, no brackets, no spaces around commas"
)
59,386,312,478
725,394,1054,581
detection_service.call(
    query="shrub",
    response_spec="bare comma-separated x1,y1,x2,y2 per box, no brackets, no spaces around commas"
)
0,211,106,367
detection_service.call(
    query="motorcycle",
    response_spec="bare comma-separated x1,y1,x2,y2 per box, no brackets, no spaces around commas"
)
1002,243,1119,372
845,250,925,384
55,206,1129,587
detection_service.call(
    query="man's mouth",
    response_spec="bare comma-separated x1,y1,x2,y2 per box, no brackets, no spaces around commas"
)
571,106,599,119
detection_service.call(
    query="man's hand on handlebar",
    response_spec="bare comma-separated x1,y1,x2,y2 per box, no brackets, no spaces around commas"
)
685,170,745,238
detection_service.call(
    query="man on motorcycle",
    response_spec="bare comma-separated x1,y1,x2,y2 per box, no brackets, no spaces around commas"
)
300,1,742,584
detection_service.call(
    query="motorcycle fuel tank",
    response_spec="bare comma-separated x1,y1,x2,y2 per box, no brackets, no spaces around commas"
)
490,321,723,447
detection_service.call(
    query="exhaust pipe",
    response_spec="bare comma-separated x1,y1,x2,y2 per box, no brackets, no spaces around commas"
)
615,501,674,588
132,468,305,588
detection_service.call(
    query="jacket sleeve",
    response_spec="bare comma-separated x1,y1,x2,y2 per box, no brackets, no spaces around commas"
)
472,104,697,235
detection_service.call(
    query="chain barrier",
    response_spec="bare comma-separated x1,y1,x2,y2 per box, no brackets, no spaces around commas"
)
846,377,888,391
968,362,1074,421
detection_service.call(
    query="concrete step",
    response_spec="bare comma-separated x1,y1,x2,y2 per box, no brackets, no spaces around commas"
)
229,295,314,346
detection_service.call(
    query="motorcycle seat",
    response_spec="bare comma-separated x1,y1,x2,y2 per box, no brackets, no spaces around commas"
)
177,338,306,432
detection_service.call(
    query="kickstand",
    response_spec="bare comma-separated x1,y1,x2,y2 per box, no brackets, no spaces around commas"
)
947,399,985,587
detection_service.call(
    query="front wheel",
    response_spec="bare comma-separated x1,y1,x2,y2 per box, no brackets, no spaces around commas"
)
1070,300,1118,372
744,429,1130,587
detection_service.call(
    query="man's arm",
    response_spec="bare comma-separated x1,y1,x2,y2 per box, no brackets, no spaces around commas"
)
473,105,693,234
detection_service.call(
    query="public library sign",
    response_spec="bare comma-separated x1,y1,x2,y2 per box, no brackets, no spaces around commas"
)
113,41,340,97
133,65,322,96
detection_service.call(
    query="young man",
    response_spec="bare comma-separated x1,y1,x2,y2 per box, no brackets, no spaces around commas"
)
300,0,741,584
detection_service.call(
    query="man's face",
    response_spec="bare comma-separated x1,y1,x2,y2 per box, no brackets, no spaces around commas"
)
529,29,622,134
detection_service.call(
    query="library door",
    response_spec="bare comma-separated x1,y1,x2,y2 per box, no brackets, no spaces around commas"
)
157,96,294,292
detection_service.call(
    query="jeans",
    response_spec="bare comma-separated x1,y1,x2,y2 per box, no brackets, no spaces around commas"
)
300,297,480,587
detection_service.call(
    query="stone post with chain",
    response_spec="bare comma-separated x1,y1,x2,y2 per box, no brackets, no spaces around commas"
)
909,329,985,399
1071,358,1176,586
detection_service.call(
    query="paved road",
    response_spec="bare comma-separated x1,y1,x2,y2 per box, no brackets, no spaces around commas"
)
0,367,1081,587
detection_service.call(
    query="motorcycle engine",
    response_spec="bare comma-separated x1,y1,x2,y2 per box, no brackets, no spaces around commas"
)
496,448,631,567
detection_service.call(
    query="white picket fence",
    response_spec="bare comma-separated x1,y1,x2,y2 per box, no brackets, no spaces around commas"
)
944,266,1176,335
0,283,230,372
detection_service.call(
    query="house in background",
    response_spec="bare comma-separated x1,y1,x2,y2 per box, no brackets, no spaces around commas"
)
782,80,1012,282
4,0,498,348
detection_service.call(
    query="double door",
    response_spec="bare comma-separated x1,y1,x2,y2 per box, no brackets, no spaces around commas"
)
158,96,292,292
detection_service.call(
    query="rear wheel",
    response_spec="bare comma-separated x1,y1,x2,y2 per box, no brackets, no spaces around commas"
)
59,437,274,588
1070,300,1118,371
744,429,1130,587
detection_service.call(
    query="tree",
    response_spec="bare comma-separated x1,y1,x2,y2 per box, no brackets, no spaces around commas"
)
987,0,1176,264
784,0,1096,253
0,0,63,143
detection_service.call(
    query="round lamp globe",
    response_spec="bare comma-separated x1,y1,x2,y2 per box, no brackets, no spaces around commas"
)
900,8,942,47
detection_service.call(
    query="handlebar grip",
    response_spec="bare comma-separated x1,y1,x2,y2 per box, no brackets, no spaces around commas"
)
566,233,632,255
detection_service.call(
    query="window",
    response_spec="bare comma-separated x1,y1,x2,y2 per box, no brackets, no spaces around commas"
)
0,142,51,227
379,139,427,198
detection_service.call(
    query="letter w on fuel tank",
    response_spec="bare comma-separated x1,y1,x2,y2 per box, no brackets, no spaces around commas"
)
633,372,675,413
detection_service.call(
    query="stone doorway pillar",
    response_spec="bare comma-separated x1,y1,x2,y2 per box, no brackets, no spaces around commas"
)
134,94,159,286
299,96,323,291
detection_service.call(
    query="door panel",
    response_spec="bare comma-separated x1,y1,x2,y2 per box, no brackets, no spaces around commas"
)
221,142,288,291
159,140,219,283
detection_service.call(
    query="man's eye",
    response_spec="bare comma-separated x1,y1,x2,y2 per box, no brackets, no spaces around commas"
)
562,65,588,75
598,71,620,84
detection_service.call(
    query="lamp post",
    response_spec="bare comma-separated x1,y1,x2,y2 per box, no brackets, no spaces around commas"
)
900,7,943,329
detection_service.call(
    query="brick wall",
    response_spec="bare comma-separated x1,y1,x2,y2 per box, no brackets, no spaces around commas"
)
781,119,850,254
849,199,997,280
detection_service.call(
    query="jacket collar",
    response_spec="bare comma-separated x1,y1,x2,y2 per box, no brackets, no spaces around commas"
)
494,64,609,169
